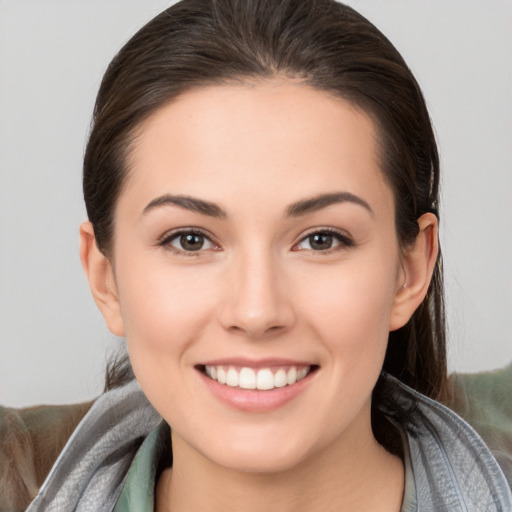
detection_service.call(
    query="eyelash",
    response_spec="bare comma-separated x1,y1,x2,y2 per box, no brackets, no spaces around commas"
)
158,229,219,257
293,228,354,254
158,227,354,256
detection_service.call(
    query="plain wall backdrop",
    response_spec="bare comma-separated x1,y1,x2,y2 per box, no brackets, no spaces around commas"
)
1,0,511,407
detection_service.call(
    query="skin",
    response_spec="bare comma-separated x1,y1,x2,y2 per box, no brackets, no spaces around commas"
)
81,80,438,511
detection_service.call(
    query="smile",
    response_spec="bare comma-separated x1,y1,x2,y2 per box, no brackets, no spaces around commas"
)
202,365,313,391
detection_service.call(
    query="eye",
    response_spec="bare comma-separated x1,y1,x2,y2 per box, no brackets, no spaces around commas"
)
160,230,217,253
294,229,353,252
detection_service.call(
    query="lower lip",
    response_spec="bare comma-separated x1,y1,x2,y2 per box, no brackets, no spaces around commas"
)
197,369,316,413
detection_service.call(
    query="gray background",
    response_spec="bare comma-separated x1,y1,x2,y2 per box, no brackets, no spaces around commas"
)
1,0,511,407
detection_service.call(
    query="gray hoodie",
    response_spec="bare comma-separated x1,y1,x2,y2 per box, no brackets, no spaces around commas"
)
25,375,512,511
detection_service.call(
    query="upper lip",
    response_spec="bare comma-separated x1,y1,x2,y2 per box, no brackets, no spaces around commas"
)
197,358,316,369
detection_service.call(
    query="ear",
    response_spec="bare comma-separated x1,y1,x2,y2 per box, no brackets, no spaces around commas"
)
79,221,125,337
389,213,439,331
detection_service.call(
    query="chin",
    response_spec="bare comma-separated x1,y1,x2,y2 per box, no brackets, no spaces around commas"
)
185,424,322,475
208,445,311,475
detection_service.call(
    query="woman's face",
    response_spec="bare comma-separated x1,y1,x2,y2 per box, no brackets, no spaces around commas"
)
108,81,408,472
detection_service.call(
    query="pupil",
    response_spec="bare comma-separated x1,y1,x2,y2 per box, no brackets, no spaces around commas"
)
181,234,203,251
310,233,332,250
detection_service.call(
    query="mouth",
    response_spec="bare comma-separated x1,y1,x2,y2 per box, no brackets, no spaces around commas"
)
197,364,318,391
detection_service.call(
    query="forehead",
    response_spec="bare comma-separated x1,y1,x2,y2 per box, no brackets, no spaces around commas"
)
121,81,392,218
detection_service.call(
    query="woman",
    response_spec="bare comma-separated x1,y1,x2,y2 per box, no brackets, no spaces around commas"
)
17,0,512,510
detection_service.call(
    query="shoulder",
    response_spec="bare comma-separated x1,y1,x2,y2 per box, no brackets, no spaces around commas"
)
447,363,512,489
26,380,161,511
379,373,512,511
0,401,93,512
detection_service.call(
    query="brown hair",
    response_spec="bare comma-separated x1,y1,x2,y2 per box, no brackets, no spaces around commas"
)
84,0,447,436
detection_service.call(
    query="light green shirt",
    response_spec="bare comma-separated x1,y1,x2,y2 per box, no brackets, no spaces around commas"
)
21,371,511,511
112,421,418,512
114,422,170,512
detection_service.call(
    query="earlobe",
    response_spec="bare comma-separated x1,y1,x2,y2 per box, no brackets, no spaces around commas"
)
79,222,125,337
389,213,439,331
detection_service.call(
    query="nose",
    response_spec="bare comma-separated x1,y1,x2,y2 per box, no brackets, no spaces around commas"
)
218,249,295,339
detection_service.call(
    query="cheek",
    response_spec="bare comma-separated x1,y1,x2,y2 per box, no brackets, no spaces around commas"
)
295,250,400,356
116,260,219,363
116,262,223,422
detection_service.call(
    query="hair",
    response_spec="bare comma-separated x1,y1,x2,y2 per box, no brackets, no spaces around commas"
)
84,0,447,445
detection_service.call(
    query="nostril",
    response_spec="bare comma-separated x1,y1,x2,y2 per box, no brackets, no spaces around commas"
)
217,265,295,337
227,323,287,339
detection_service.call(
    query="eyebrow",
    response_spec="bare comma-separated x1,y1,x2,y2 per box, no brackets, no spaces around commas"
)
143,194,227,218
286,192,373,217
142,191,372,219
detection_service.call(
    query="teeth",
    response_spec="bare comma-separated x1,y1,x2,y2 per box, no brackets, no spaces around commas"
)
204,365,311,390
226,368,239,387
274,368,287,388
297,367,308,380
286,367,297,385
239,368,256,389
256,369,274,390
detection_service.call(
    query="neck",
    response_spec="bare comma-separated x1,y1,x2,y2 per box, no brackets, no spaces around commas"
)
156,412,404,512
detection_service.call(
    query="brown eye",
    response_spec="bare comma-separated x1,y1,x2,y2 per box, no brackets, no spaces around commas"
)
309,233,334,251
295,230,353,252
179,233,205,251
161,230,216,253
